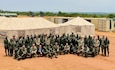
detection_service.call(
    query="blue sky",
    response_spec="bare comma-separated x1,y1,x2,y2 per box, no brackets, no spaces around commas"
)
0,0,115,12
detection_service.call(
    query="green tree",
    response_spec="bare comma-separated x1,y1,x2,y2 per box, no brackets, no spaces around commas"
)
107,14,115,18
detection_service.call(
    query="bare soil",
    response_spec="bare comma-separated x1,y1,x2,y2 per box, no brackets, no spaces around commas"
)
0,31,115,70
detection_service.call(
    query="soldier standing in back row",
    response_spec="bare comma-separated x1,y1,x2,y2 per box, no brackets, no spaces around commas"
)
104,37,110,56
101,36,105,56
12,36,17,56
9,39,13,56
97,35,102,54
4,37,9,56
94,38,100,55
46,36,51,46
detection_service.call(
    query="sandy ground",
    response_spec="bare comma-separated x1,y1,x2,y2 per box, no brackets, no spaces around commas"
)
0,31,115,70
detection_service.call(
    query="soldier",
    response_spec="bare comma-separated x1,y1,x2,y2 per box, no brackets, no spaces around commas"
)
22,37,26,46
70,33,76,46
16,47,23,60
16,46,27,60
101,36,105,56
60,33,66,45
37,45,42,57
70,32,75,38
84,36,88,46
30,35,34,40
66,34,71,45
65,43,70,54
34,34,37,39
87,35,91,47
31,37,36,46
88,36,94,48
82,45,89,58
54,42,59,55
30,44,37,57
78,37,84,50
4,37,9,56
89,46,95,57
104,37,110,56
55,35,60,46
44,34,48,44
77,37,84,56
36,34,41,46
46,36,51,46
94,39,100,55
9,39,13,56
25,35,30,47
14,40,19,59
76,34,80,40
26,45,32,58
40,34,45,46
21,45,27,59
18,36,23,48
42,45,48,57
50,36,55,45
73,44,78,54
47,45,53,59
70,43,74,54
97,35,102,54
59,44,66,55
12,36,17,56
51,44,58,58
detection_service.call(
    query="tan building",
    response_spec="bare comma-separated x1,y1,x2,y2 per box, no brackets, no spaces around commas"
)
45,16,115,32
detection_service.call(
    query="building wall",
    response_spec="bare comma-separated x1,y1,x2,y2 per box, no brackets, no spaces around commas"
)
44,17,115,32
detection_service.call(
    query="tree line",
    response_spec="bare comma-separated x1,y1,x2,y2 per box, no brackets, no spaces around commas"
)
0,10,115,18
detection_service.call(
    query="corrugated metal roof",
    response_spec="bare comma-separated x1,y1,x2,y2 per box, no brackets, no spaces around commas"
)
0,13,17,16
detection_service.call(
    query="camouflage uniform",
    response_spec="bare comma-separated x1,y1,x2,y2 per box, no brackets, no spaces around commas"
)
42,45,48,56
65,43,70,54
54,42,59,54
83,45,89,57
59,44,65,55
94,39,100,55
4,37,9,56
101,36,105,55
47,45,53,58
21,45,27,59
16,47,23,60
77,38,84,56
16,46,27,60
51,45,58,58
70,43,74,54
89,46,95,57
97,35,102,54
14,41,19,59
12,38,17,56
104,37,110,56
50,36,55,45
46,37,51,45
9,39,13,56
30,44,37,57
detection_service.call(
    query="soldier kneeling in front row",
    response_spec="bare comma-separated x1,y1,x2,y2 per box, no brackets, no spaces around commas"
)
16,45,27,60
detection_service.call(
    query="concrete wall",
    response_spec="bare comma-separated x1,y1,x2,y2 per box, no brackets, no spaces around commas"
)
87,19,99,30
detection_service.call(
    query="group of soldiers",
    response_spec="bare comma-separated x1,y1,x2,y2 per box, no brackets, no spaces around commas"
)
4,33,110,60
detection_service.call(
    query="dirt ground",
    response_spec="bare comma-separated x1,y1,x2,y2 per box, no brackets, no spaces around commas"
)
0,31,115,70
